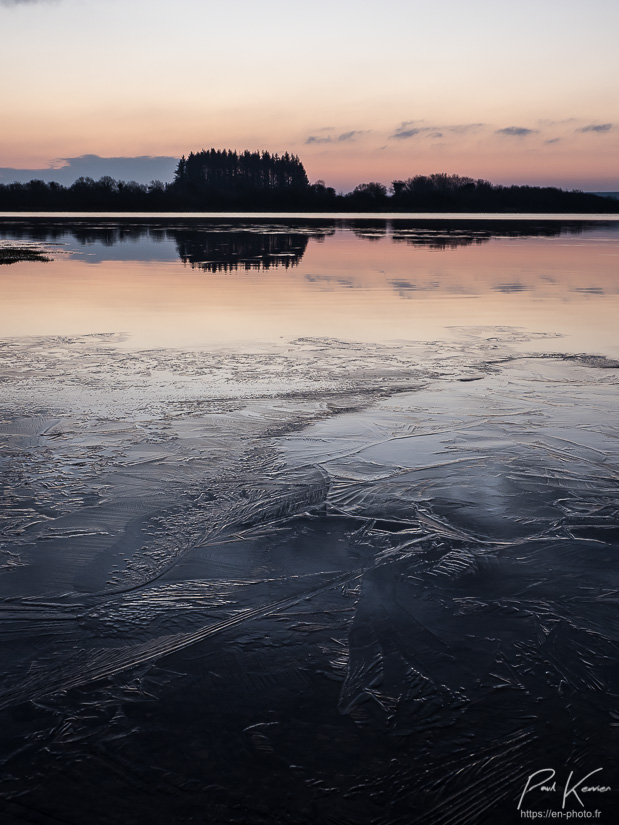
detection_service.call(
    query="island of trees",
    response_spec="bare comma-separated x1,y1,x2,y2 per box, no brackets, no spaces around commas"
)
0,148,617,213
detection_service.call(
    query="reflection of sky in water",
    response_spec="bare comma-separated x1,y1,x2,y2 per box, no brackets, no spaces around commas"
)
1,219,618,356
75,238,180,264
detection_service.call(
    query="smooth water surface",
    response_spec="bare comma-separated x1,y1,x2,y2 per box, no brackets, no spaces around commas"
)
1,218,619,355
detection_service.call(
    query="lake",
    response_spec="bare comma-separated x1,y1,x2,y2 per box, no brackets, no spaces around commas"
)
1,216,618,824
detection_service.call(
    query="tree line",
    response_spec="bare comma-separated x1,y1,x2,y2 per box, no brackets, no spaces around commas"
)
0,151,617,213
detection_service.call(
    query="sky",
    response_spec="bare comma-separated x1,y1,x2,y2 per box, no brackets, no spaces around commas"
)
1,0,618,191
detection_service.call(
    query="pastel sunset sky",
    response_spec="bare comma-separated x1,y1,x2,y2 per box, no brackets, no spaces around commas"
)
1,0,618,190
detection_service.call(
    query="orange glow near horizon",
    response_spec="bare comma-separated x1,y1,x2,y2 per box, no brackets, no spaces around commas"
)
0,0,618,190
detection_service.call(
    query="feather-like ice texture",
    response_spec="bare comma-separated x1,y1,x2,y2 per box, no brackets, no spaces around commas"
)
1,338,617,824
0,220,618,824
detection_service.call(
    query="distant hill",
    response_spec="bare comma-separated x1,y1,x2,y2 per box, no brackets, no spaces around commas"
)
591,192,619,200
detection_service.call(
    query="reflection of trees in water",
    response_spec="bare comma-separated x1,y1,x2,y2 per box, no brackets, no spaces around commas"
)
346,221,389,243
392,232,490,250
0,219,615,260
0,223,169,247
0,222,337,270
390,220,615,249
346,220,487,248
174,230,310,272
342,219,614,249
340,222,487,250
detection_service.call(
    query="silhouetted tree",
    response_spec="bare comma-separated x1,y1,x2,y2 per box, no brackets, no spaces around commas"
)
0,160,617,213
171,148,310,208
345,182,388,210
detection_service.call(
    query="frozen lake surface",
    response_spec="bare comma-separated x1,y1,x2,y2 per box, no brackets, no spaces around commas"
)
0,217,618,824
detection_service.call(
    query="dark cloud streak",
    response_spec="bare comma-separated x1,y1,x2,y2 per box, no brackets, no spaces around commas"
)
391,128,424,139
578,123,613,133
390,122,484,140
305,130,366,145
338,131,364,142
0,155,178,185
495,126,538,137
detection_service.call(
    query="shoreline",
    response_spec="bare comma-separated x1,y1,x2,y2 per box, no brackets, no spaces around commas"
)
1,211,619,222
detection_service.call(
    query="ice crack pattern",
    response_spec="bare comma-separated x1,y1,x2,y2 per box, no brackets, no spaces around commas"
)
0,328,617,824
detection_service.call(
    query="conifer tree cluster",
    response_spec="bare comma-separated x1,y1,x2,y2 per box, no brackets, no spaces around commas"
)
174,149,309,194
